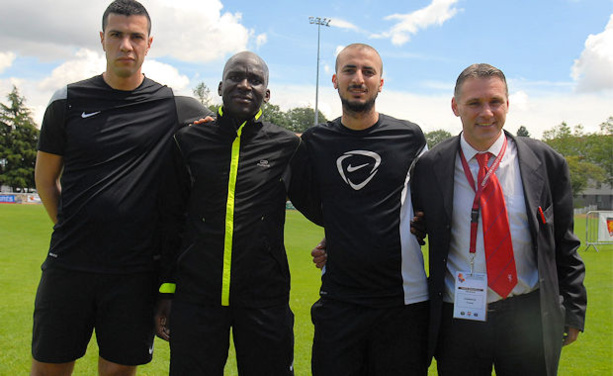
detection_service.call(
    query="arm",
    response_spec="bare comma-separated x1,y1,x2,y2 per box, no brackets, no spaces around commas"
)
154,136,192,340
174,96,215,126
563,327,580,346
35,151,63,224
550,153,586,334
408,144,429,245
311,238,327,269
155,298,172,341
288,139,324,226
410,211,427,246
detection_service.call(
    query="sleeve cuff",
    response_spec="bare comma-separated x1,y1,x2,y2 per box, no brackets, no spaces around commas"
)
159,283,176,294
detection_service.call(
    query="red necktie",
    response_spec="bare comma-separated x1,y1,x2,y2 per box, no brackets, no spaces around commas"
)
476,153,517,298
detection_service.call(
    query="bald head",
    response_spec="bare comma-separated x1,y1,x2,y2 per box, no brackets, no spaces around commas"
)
223,51,269,86
335,43,383,76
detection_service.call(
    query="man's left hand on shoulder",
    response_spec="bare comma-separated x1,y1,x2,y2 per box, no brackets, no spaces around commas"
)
192,115,215,125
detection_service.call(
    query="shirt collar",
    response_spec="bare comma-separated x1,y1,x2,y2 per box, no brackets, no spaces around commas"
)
218,107,263,124
460,131,506,162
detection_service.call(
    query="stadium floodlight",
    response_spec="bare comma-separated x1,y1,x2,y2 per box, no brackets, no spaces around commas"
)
308,16,331,126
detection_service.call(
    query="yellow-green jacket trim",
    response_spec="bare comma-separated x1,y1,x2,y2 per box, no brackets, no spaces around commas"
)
221,108,263,306
159,283,176,294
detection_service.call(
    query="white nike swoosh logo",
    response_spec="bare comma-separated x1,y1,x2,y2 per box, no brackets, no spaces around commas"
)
347,163,369,172
81,111,101,118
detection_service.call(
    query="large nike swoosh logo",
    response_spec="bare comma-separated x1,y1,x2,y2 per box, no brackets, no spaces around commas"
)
81,111,101,119
336,150,382,191
346,163,369,172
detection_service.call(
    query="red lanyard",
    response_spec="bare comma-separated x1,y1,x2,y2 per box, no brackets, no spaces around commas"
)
458,136,508,255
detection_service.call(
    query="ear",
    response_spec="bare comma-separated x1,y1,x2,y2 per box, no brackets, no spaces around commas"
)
451,97,460,117
332,74,338,89
263,89,271,104
217,81,223,96
100,31,105,51
378,77,384,92
145,36,153,55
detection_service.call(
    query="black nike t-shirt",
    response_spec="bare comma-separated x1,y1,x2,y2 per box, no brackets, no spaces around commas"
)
37,75,211,273
290,114,429,307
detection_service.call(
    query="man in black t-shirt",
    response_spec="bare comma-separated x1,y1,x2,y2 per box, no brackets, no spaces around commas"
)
31,1,211,375
289,43,430,375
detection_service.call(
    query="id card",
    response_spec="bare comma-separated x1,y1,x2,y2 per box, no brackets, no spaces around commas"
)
453,271,487,322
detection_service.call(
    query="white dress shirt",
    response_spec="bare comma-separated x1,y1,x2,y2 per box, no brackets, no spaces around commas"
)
444,132,539,304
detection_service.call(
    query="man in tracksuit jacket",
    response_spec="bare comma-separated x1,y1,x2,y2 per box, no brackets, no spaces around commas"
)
155,51,300,375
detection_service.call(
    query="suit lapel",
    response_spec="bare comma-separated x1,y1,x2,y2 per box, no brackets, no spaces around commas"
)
433,136,461,221
511,133,545,238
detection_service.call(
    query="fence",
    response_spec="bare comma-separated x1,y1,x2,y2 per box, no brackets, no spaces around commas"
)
0,193,41,204
574,205,598,215
585,211,613,252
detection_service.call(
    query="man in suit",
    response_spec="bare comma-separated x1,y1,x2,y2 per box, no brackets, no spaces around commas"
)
411,63,586,376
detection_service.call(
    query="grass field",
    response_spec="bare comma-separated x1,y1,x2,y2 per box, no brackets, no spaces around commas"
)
0,205,611,375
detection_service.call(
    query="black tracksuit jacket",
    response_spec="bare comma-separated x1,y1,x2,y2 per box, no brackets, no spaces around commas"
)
158,108,301,307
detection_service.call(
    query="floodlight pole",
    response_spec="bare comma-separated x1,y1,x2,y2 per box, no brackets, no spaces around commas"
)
309,16,330,126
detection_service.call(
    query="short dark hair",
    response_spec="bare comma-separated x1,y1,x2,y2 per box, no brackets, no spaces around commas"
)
102,0,151,35
454,63,508,99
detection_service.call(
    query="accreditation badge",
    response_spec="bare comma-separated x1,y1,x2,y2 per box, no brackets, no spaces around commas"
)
453,271,487,322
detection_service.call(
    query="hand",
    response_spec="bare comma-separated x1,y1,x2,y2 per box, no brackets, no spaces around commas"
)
193,116,215,125
410,211,427,246
154,298,172,341
311,238,327,269
563,327,580,346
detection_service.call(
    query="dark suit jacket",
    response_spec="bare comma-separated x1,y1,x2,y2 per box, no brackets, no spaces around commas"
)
411,131,587,376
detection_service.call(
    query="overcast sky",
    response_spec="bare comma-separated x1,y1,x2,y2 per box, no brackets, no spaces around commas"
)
0,0,611,138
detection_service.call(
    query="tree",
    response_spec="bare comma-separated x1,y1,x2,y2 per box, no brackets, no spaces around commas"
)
284,107,327,133
425,129,452,148
542,118,612,194
0,86,39,191
585,117,613,185
516,125,530,138
261,103,290,128
542,122,586,157
566,156,605,195
192,81,219,113
193,82,212,107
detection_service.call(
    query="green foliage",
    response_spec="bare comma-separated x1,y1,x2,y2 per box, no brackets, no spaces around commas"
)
425,129,452,148
542,122,581,156
261,103,328,133
516,125,530,138
261,102,290,128
192,81,212,107
566,156,606,194
208,104,221,114
285,107,328,132
589,117,613,186
542,118,613,193
0,86,39,191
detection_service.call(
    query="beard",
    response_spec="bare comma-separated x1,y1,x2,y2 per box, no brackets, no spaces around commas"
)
340,90,378,114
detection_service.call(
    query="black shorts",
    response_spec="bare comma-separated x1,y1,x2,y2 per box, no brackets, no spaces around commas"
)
32,267,157,365
311,298,429,376
169,299,294,376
